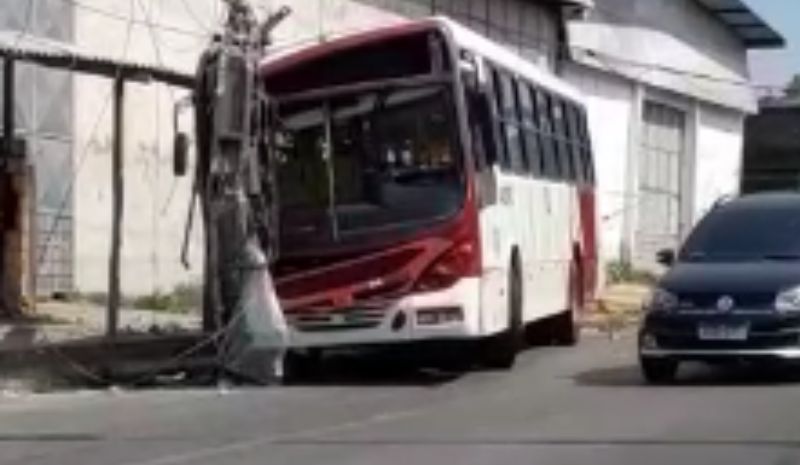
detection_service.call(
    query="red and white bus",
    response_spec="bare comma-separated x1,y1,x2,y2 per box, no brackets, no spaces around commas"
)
262,17,597,369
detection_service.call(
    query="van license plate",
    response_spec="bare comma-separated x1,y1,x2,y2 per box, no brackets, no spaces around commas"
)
698,324,749,341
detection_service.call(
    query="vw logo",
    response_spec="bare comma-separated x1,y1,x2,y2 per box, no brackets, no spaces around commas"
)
716,295,735,312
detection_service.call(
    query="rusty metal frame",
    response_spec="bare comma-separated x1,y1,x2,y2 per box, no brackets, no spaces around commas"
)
0,39,194,335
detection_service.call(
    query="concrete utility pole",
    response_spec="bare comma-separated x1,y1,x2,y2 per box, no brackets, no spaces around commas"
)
0,58,13,316
107,76,125,338
189,0,290,383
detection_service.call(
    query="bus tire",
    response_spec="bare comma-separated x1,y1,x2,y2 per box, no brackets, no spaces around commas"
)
284,349,323,383
552,310,579,346
482,257,523,370
553,262,582,346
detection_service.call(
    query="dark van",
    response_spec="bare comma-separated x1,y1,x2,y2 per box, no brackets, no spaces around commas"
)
639,193,800,383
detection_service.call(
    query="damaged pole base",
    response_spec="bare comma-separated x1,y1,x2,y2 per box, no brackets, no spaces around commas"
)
217,347,286,387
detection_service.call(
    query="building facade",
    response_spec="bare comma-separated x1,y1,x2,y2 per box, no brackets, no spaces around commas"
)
563,0,783,270
1,0,782,298
742,95,800,194
0,0,75,298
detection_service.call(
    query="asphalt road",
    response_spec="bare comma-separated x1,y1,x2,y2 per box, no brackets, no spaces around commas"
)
4,332,800,465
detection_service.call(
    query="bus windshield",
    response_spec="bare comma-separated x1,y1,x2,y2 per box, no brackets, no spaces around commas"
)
274,84,464,254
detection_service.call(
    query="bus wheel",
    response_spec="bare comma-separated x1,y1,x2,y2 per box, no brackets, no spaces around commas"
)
552,310,579,346
482,259,523,370
553,264,582,346
284,349,323,383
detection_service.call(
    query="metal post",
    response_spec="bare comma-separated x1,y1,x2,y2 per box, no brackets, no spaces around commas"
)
3,58,14,161
322,102,339,241
0,58,15,315
107,76,125,338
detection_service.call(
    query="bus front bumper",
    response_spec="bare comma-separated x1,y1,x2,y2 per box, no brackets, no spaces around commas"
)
285,278,482,349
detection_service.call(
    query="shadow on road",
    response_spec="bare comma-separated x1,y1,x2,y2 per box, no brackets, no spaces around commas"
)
272,437,800,448
285,353,466,388
0,433,101,442
573,363,800,387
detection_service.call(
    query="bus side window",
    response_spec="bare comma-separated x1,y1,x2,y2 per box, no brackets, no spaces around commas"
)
466,86,495,171
501,75,525,174
518,82,542,177
565,103,586,184
490,68,509,169
551,97,572,182
535,88,558,180
577,109,596,184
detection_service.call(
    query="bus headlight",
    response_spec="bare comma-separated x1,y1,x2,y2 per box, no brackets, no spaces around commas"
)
776,286,800,313
417,307,464,325
646,287,678,313
415,239,479,293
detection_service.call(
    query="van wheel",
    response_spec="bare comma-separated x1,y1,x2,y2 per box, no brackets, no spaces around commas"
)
640,356,678,384
482,259,523,370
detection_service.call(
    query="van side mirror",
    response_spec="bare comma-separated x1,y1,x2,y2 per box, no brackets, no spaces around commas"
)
656,249,676,267
173,132,189,177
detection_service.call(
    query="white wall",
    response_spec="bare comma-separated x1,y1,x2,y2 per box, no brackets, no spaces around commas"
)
565,64,635,261
693,103,744,220
73,0,214,295
567,65,748,267
567,0,757,112
564,0,756,268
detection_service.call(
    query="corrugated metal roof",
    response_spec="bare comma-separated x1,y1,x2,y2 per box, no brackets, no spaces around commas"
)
0,31,194,88
694,0,785,49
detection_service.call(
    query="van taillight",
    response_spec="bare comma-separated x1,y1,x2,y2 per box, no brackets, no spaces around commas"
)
415,236,480,293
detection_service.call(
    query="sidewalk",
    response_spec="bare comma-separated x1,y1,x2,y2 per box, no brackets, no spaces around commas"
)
0,302,204,392
0,301,200,352
582,283,651,335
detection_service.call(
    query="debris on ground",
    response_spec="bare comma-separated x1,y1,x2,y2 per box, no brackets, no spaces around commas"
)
583,283,652,338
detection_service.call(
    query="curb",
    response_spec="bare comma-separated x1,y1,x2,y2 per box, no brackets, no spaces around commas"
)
0,333,212,392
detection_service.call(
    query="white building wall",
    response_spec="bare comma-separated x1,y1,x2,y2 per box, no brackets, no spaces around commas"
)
693,104,744,219
565,0,757,267
71,0,560,295
73,0,216,295
564,64,635,261
567,0,756,112
567,72,748,266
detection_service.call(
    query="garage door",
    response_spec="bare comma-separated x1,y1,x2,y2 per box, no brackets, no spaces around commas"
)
635,101,686,269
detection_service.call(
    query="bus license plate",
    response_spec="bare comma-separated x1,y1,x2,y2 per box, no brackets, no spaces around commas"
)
697,324,749,341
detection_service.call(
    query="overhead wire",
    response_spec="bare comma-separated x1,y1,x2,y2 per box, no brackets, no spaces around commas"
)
11,0,36,50
35,0,138,271
177,0,215,36
58,0,210,39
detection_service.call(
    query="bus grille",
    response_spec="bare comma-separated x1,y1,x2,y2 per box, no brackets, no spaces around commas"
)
287,307,387,332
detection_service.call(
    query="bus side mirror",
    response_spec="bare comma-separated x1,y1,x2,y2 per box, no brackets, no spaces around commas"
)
173,132,189,177
172,95,192,177
656,249,675,267
459,51,486,91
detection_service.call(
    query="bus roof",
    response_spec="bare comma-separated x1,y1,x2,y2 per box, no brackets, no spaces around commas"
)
433,17,584,104
260,16,584,104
